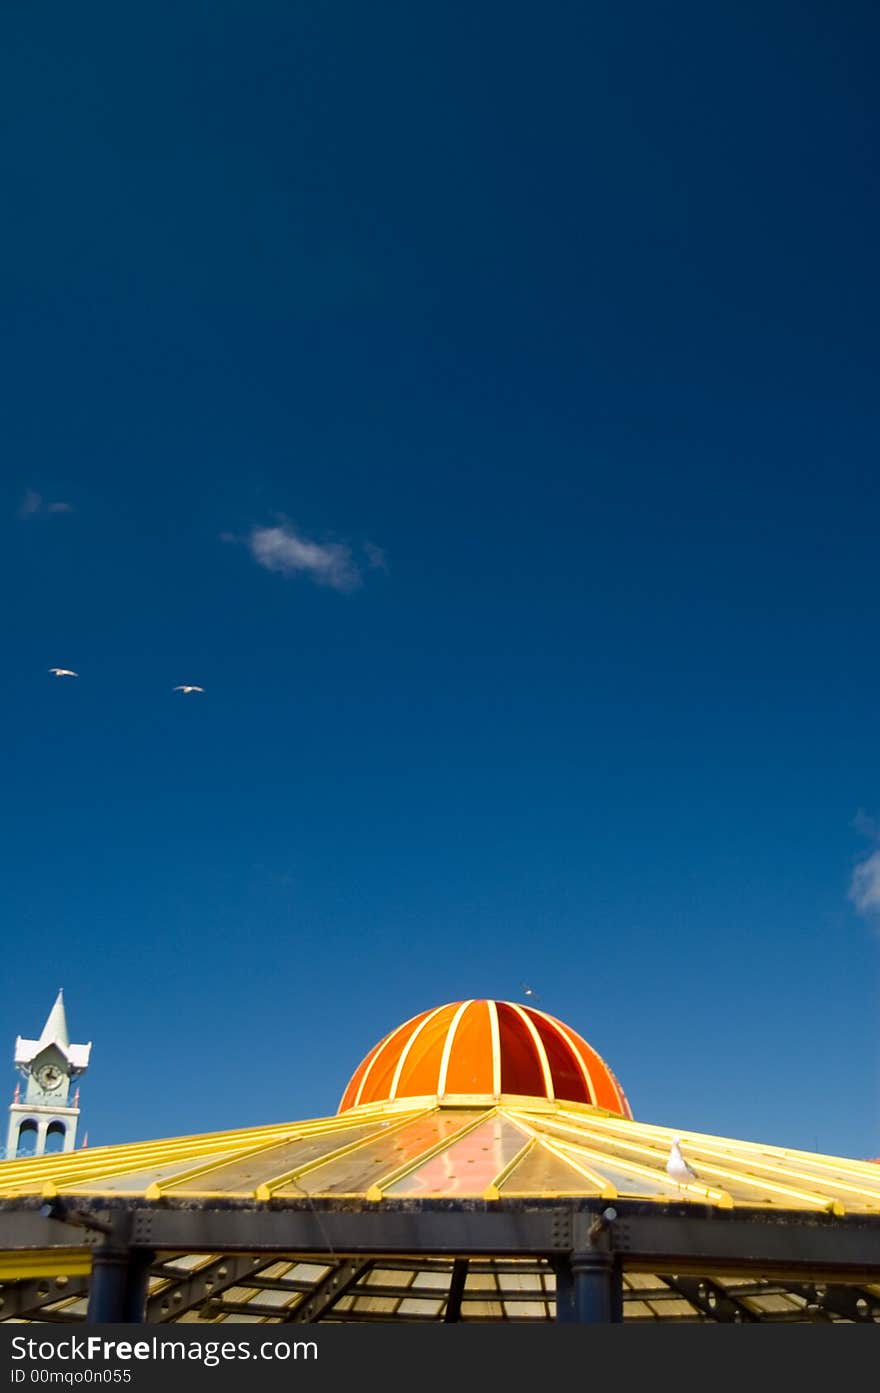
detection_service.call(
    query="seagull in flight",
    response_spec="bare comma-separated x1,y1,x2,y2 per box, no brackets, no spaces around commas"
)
49,668,78,677
521,983,541,1003
665,1135,697,1192
174,685,204,694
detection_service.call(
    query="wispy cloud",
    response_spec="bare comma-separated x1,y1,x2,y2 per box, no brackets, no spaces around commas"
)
17,490,73,519
849,812,880,919
18,490,43,518
246,523,362,592
852,809,879,841
850,849,880,917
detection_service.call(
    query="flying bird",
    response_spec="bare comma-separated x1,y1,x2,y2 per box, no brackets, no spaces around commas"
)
521,983,541,1002
49,668,78,677
665,1135,697,1191
174,685,204,694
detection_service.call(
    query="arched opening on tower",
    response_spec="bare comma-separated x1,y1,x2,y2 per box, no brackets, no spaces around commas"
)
15,1119,38,1157
45,1121,67,1154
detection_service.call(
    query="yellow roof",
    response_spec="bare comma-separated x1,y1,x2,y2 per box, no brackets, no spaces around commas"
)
3,1096,879,1215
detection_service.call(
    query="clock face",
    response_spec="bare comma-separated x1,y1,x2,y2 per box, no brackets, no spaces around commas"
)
36,1063,64,1092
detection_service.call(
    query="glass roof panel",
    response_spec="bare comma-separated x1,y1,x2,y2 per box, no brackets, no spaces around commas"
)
385,1115,527,1196
502,1301,548,1319
273,1112,485,1196
347,1296,399,1314
363,1268,415,1288
741,1293,805,1313
622,1300,658,1319
646,1297,699,1317
461,1300,504,1319
65,1153,240,1194
397,1298,444,1317
414,1269,454,1290
497,1141,600,1195
167,1121,393,1195
247,1289,300,1310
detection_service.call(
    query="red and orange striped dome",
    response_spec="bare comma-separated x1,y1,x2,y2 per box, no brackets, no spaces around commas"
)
338,1000,632,1117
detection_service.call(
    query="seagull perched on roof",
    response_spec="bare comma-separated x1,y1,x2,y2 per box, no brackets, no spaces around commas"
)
665,1135,697,1191
173,685,204,694
49,668,78,677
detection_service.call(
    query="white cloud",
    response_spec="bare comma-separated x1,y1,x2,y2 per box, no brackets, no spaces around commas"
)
852,809,879,840
18,490,43,518
247,523,362,592
849,849,880,917
17,490,73,519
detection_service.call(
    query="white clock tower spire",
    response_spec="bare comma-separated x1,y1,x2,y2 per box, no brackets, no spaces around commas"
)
6,990,92,1158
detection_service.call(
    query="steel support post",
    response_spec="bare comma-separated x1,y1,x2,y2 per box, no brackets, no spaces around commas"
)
555,1250,619,1324
87,1246,154,1324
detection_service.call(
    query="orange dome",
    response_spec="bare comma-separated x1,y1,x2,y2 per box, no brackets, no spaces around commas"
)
338,999,632,1116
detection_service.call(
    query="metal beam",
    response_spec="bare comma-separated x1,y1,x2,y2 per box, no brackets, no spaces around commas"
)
147,1255,264,1322
443,1259,468,1322
283,1261,370,1322
126,1204,575,1256
4,1199,880,1280
612,1208,880,1278
662,1275,758,1322
0,1275,88,1321
786,1281,880,1323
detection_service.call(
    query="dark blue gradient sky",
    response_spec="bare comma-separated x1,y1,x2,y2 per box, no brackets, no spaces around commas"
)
2,2,879,1156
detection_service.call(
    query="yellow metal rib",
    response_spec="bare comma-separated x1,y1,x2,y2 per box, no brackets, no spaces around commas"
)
556,1107,880,1181
548,1109,877,1208
487,1000,502,1098
437,1001,472,1098
352,1036,393,1109
507,1113,617,1198
0,1106,407,1198
253,1110,429,1201
364,1111,501,1201
0,1250,92,1281
507,1110,734,1207
144,1133,306,1200
482,1138,535,1200
388,1004,447,1101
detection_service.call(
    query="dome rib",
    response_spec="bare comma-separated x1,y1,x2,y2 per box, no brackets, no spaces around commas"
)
346,1007,432,1110
487,999,501,1098
437,1001,472,1097
506,1003,555,1100
387,1004,446,1102
529,1007,597,1105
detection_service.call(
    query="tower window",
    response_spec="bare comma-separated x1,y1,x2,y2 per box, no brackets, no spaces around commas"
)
45,1121,67,1154
16,1119,38,1157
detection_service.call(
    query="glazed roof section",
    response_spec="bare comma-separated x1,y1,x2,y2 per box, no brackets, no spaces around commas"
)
2,1098,880,1215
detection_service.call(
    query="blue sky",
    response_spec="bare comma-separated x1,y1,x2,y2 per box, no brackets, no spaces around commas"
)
2,2,879,1159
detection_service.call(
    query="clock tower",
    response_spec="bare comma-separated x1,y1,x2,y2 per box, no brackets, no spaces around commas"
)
6,990,91,1158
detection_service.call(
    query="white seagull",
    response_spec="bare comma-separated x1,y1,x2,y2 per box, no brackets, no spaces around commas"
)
665,1135,697,1191
521,983,541,1002
173,685,204,694
49,668,78,677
